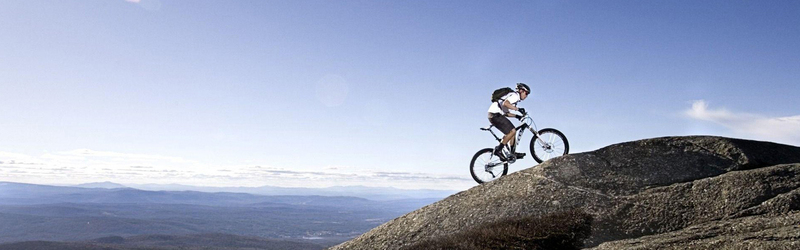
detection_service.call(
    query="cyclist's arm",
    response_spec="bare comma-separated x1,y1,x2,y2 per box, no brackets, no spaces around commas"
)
502,100,520,112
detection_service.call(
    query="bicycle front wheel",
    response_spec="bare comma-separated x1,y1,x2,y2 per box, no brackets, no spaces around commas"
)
470,148,508,184
530,128,569,163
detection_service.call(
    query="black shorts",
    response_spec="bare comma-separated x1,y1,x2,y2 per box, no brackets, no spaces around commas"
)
489,113,515,135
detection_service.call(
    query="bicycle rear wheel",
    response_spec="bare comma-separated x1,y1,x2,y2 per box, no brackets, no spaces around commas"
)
530,128,569,163
470,148,509,184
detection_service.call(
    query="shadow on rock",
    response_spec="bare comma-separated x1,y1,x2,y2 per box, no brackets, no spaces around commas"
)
402,209,592,250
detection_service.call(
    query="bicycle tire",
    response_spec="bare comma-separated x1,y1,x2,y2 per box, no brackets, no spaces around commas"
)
470,148,509,184
529,128,569,163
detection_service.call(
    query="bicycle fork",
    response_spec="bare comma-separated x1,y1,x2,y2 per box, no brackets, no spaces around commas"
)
528,126,554,150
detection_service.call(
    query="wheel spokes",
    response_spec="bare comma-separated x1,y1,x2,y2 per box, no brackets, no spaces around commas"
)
535,132,566,161
473,153,503,182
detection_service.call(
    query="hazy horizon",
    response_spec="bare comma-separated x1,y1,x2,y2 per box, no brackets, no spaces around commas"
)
1,180,460,192
2,0,799,190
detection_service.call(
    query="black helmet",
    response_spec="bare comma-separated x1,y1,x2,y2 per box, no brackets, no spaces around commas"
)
516,83,531,94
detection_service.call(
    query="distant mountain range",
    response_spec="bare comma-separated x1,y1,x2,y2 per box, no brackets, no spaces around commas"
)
68,182,457,201
0,233,325,250
73,182,128,189
0,181,451,247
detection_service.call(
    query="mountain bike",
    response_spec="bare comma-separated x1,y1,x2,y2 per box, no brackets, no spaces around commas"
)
470,112,569,184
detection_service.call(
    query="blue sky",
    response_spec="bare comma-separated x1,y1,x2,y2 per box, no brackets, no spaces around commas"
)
1,0,798,190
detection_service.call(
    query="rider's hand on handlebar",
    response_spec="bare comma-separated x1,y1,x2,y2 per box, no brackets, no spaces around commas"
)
515,114,523,120
518,108,526,116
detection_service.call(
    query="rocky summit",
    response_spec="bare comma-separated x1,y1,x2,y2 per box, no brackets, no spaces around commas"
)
330,136,800,249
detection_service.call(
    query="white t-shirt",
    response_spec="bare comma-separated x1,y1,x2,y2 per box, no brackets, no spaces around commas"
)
487,92,521,115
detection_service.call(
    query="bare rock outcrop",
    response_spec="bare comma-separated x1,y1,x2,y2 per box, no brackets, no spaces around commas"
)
330,136,800,249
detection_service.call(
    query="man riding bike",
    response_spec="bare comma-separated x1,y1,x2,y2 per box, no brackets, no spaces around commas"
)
487,83,530,161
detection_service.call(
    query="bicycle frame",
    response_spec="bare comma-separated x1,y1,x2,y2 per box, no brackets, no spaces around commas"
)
472,113,569,183
481,114,544,152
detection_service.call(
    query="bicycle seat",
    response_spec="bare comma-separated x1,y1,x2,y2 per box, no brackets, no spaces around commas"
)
480,126,493,131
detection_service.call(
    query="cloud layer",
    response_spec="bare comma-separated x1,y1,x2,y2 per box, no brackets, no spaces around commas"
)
686,100,800,145
0,149,472,190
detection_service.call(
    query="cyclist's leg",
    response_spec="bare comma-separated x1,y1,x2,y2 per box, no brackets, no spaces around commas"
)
490,113,515,154
508,130,525,158
502,128,516,146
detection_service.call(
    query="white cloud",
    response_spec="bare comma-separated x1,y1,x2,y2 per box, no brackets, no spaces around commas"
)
0,149,472,190
0,152,35,161
685,100,800,145
125,0,141,3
